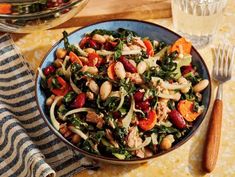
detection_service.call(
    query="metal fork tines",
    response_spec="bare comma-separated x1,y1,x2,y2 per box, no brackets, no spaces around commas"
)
213,44,235,99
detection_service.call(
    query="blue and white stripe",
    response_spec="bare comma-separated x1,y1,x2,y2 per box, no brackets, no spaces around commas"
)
0,34,97,177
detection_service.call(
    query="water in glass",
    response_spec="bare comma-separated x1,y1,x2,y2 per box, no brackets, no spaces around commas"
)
172,0,227,48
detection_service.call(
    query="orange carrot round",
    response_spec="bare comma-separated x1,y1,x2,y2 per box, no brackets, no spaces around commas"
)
107,62,116,80
138,110,157,131
171,37,192,54
69,51,83,66
177,100,200,122
0,3,12,14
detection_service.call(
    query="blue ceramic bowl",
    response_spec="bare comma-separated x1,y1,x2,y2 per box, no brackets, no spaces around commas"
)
35,20,211,164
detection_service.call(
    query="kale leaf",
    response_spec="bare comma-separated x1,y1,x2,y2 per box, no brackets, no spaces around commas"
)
113,127,127,145
114,40,123,60
68,114,88,130
90,29,119,37
103,97,120,111
62,31,80,56
63,91,77,103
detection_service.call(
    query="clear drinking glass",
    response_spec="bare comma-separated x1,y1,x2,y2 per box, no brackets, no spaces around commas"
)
171,0,227,48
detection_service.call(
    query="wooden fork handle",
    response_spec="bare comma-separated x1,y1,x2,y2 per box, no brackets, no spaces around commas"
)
203,99,223,172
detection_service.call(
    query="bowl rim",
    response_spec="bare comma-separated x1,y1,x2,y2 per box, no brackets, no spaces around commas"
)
35,19,212,162
0,0,87,19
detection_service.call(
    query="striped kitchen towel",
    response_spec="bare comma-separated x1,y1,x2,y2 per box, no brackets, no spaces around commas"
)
0,34,98,177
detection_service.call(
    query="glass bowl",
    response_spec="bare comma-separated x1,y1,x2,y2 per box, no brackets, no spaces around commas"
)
0,0,89,33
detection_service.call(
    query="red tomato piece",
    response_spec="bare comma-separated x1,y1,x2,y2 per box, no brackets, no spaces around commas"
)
133,91,144,102
87,52,103,67
136,100,150,113
51,76,70,96
89,39,100,49
71,93,86,108
79,36,90,48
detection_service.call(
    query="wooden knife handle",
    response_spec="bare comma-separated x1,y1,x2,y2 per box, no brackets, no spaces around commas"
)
203,99,223,172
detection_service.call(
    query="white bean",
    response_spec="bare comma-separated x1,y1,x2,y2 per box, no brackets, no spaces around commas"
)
92,34,106,43
114,62,126,79
54,59,63,68
46,97,54,106
87,80,99,94
137,61,147,74
195,92,202,102
129,59,137,67
159,89,169,103
86,91,95,100
81,66,98,75
100,81,112,100
160,135,175,150
46,94,56,106
78,56,88,63
193,79,209,93
172,92,181,101
178,76,190,93
56,48,67,59
84,48,95,54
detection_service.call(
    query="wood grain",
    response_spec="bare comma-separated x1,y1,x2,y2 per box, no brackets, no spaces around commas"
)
203,99,223,172
56,0,171,28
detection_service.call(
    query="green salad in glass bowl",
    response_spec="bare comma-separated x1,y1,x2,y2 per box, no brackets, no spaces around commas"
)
0,0,88,33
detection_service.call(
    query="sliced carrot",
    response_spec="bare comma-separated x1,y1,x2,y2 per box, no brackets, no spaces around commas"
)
69,51,83,66
0,3,12,14
177,100,200,122
138,110,157,131
143,39,154,57
107,62,116,80
171,37,192,54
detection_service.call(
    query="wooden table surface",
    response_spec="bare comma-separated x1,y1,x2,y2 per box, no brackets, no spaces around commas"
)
6,0,235,176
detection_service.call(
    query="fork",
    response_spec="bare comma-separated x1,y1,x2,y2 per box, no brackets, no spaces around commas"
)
203,44,235,172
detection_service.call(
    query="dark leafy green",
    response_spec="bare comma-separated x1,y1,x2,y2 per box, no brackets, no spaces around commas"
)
117,28,138,42
70,62,82,73
81,139,100,154
142,66,176,82
186,74,202,85
90,29,119,37
68,114,88,130
51,77,61,89
193,101,200,112
154,41,167,53
90,131,105,143
63,31,80,56
57,104,68,119
113,127,127,145
114,40,123,60
119,79,136,94
167,100,176,110
161,53,177,72
103,97,120,111
63,91,77,103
